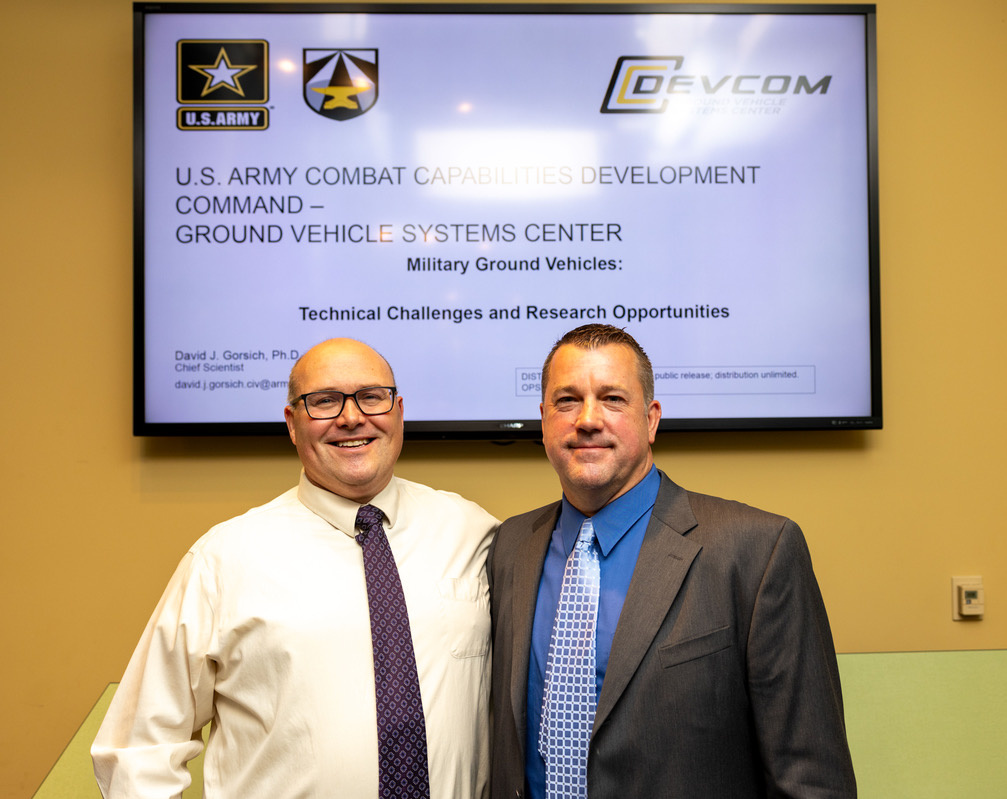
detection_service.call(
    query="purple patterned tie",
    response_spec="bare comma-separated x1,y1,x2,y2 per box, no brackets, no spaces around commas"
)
355,504,431,799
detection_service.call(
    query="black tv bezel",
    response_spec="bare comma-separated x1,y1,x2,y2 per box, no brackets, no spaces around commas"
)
133,2,881,439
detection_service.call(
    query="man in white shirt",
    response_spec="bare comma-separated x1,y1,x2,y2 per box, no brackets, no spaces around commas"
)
92,338,498,799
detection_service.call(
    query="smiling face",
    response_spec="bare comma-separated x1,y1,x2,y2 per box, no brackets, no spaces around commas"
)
284,339,403,503
541,343,661,515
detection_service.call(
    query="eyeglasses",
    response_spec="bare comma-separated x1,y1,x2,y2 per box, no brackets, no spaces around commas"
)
292,386,397,420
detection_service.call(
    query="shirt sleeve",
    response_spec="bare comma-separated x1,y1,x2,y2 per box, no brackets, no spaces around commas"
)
91,550,218,799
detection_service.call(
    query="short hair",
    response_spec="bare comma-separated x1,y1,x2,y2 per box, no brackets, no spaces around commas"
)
287,359,305,405
541,324,654,403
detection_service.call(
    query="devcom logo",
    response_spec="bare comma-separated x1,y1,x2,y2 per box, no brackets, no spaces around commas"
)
601,54,833,113
601,56,684,114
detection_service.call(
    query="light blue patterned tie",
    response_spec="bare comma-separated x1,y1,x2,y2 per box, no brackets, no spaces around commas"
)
539,517,600,799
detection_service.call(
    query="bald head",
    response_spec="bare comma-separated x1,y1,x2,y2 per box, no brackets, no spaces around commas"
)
287,338,396,405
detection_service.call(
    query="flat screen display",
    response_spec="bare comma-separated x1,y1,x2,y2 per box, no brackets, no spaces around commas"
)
134,3,881,437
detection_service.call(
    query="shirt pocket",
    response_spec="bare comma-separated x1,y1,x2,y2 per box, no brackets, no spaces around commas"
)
437,577,491,659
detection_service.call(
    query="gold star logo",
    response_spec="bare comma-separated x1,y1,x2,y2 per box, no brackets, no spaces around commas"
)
189,47,258,98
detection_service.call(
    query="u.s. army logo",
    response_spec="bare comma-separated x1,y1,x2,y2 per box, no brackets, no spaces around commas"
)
178,40,268,104
303,49,378,121
176,40,269,131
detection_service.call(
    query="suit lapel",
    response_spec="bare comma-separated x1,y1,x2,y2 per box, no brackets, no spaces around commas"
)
594,475,701,730
508,503,559,751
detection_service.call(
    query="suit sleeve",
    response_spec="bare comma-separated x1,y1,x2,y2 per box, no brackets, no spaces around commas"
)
90,551,217,799
746,520,857,799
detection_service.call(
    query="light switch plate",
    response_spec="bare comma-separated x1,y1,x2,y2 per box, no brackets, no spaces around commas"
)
952,576,984,621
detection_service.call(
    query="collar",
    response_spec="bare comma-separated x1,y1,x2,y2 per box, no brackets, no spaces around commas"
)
296,471,401,538
558,465,660,557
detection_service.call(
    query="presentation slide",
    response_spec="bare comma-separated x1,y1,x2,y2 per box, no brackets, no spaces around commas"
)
138,8,878,433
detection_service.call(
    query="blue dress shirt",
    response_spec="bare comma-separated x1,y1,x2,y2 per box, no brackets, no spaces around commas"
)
525,466,660,799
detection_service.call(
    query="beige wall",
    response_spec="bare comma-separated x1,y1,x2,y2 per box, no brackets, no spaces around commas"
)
2,0,1005,794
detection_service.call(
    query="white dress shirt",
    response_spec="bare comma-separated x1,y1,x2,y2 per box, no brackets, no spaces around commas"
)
92,473,498,799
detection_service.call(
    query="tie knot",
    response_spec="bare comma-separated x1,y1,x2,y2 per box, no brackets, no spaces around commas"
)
355,504,385,543
575,518,596,551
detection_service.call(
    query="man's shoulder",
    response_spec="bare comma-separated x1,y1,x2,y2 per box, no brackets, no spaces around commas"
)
663,480,804,564
392,476,499,525
499,501,561,533
679,486,792,528
225,484,306,523
190,485,307,551
651,470,783,522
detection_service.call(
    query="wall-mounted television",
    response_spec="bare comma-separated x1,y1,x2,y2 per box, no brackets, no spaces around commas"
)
134,2,880,438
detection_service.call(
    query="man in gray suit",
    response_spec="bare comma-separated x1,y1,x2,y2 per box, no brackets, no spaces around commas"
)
489,324,856,799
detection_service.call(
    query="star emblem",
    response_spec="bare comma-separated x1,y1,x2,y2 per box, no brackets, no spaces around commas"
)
189,47,258,98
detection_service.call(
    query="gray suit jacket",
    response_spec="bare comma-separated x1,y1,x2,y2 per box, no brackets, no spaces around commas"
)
488,471,856,799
